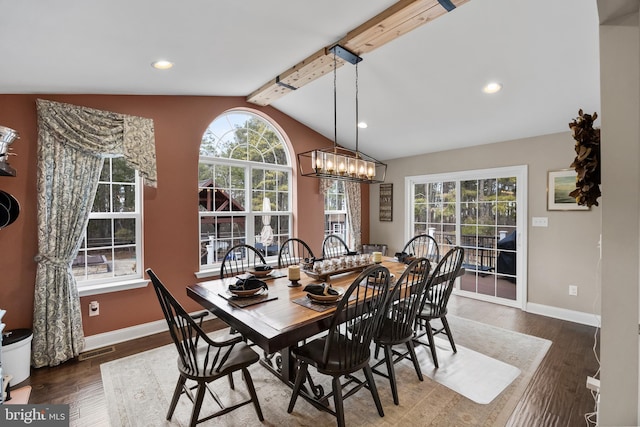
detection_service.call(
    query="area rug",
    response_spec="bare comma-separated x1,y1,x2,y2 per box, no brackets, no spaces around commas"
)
101,316,551,427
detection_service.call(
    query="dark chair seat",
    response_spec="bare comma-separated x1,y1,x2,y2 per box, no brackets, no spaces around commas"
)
178,342,260,380
417,302,447,319
292,335,371,374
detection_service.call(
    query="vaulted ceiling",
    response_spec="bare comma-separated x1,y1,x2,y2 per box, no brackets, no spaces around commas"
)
0,0,600,161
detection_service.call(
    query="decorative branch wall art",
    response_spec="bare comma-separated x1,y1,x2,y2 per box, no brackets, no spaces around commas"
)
568,109,601,207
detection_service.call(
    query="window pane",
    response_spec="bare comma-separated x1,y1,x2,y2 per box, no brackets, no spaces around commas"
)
113,183,135,213
93,183,111,212
479,179,497,201
114,219,136,245
112,157,135,182
87,219,112,248
461,180,478,202
114,246,137,277
477,202,496,225
498,177,517,200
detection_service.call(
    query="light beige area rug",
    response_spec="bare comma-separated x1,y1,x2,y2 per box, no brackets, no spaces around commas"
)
101,316,551,427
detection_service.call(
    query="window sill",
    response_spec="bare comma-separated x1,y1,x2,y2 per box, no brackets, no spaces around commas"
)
195,269,220,280
78,278,149,297
195,260,277,280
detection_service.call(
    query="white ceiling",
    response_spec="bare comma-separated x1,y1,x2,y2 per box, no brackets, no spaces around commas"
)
0,0,600,161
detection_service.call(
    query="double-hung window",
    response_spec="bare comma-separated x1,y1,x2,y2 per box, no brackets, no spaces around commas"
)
198,110,292,274
324,180,349,243
75,157,144,295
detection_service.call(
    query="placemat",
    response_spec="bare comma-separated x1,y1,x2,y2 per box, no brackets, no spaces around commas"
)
235,270,287,281
291,294,355,312
217,292,278,308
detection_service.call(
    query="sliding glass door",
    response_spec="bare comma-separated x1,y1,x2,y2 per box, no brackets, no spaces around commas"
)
406,165,527,308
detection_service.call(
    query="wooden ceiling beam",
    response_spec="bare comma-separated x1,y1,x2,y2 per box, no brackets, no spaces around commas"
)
247,0,470,106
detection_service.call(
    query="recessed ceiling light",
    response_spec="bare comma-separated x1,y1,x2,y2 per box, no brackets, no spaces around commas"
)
482,82,502,94
357,122,368,129
152,60,174,70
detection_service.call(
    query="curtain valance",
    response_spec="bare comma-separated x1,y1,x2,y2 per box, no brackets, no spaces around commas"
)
36,99,157,187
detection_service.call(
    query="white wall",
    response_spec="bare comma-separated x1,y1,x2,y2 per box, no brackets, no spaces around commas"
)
370,131,602,316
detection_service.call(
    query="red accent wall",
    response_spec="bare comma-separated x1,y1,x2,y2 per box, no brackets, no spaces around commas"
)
0,94,369,335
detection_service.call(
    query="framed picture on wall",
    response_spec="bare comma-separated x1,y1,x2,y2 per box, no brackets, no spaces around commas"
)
547,169,590,211
379,183,393,221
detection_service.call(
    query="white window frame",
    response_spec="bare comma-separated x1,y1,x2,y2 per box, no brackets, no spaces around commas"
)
405,165,528,309
77,159,146,297
324,180,349,244
196,111,293,279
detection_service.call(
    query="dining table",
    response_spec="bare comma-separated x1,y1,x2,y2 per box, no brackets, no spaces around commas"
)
187,256,410,386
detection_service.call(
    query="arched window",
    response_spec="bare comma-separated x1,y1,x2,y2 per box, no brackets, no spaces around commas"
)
198,110,292,272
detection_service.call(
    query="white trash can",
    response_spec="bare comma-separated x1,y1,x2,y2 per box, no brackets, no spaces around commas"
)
2,329,32,384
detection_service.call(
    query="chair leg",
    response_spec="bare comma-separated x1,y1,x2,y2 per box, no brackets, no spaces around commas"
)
383,345,399,405
287,361,309,413
189,382,207,427
242,367,264,421
363,365,384,417
405,340,424,381
332,375,346,427
227,372,235,389
166,375,186,420
424,319,439,368
441,316,457,353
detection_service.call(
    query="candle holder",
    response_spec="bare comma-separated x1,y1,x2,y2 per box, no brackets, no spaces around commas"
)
288,279,300,288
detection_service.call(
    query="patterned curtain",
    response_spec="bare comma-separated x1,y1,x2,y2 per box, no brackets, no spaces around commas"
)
345,182,362,251
319,179,362,251
32,99,155,367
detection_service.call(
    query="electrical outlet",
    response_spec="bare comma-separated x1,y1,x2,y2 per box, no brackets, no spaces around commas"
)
586,376,600,392
569,285,578,296
89,301,100,316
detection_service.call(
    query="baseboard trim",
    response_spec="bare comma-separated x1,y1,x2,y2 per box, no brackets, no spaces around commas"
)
84,303,598,351
83,311,217,352
526,302,601,327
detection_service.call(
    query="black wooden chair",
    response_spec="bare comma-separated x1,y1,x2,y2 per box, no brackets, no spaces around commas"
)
287,265,392,427
278,237,315,268
371,257,431,405
146,268,264,426
401,234,440,264
413,246,464,368
322,234,350,259
219,243,266,278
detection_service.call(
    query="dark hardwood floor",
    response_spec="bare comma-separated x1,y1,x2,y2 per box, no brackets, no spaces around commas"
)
15,295,600,427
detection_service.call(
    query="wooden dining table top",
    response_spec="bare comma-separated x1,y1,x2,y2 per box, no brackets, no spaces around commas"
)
186,256,409,355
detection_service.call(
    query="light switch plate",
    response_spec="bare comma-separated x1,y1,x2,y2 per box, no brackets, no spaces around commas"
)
532,217,548,227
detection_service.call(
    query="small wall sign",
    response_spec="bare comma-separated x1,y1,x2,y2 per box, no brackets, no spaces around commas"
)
379,183,393,221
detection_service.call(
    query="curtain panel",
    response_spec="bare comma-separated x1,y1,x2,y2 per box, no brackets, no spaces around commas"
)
32,99,155,367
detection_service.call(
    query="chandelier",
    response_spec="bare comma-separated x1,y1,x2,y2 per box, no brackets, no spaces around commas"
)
297,45,387,184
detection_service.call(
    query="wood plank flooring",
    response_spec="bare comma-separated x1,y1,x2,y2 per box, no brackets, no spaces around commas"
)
14,296,600,427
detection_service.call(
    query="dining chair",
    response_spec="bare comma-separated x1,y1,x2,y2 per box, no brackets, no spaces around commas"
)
371,257,431,405
287,264,392,427
413,246,464,368
278,237,315,268
146,269,264,426
401,234,440,264
322,234,350,259
219,243,267,278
